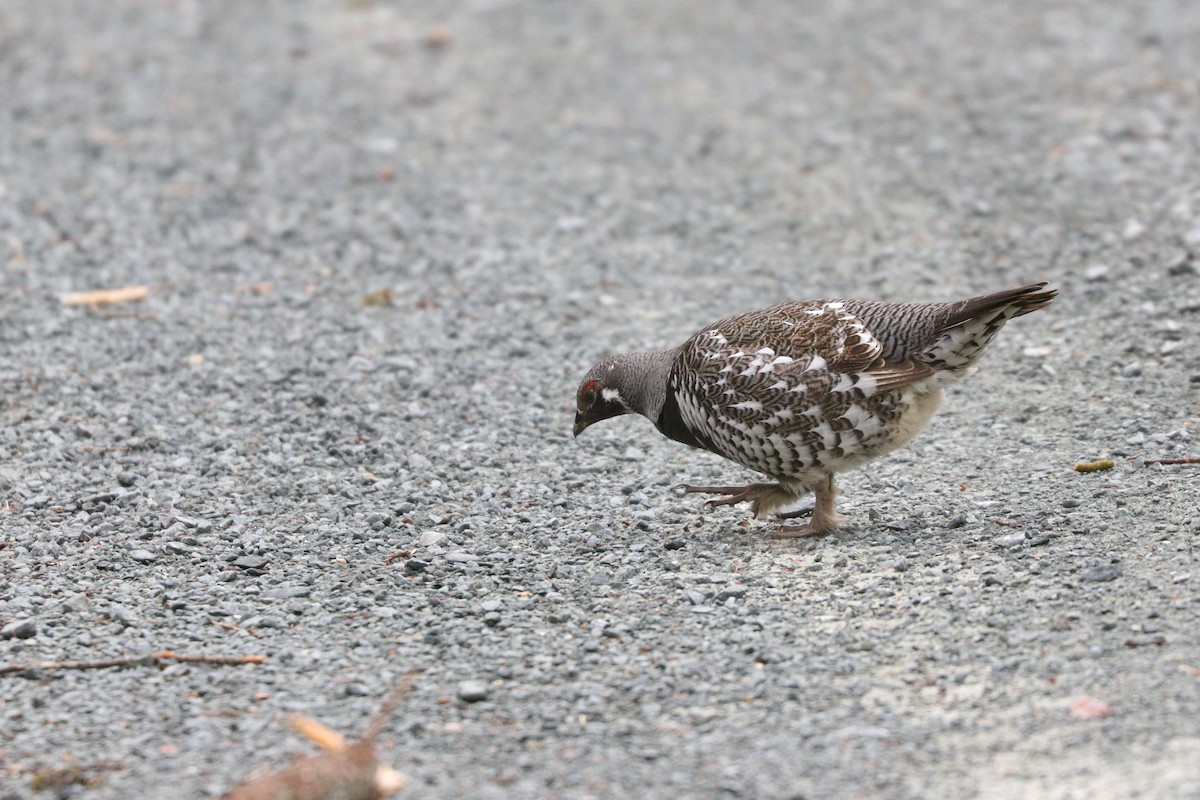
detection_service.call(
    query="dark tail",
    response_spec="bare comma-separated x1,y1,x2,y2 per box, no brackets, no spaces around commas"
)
945,282,1057,328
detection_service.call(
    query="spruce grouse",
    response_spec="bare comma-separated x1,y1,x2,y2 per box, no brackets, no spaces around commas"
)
573,283,1056,537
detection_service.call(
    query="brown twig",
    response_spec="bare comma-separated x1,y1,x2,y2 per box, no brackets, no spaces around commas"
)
1073,459,1114,473
214,620,262,639
383,550,412,565
222,670,419,800
62,285,149,306
0,650,265,675
1143,457,1200,466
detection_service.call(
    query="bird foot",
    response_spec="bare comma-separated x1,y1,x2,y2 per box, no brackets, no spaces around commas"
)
768,523,834,539
675,483,778,508
775,506,813,521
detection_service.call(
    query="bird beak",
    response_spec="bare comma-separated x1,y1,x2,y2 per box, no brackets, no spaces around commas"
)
572,414,587,438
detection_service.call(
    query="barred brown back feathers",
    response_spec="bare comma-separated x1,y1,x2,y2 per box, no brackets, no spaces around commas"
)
574,283,1056,538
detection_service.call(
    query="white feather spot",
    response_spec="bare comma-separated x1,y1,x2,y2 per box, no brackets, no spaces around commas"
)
732,400,763,412
811,420,837,449
830,373,855,393
803,355,827,373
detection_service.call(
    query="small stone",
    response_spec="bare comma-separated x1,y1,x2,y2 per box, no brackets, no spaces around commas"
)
457,680,489,703
1084,264,1110,282
129,549,157,563
1184,227,1200,248
663,539,686,550
417,531,446,547
60,593,91,614
106,605,137,627
993,533,1025,549
1,619,37,639
620,446,645,461
444,552,478,563
1122,219,1145,240
1080,565,1122,583
1161,340,1182,355
1164,249,1195,275
1062,499,1082,508
945,515,968,530
232,555,269,570
715,585,748,601
403,558,428,573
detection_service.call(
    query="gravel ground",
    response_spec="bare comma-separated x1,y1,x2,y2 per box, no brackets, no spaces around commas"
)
2,1,1199,798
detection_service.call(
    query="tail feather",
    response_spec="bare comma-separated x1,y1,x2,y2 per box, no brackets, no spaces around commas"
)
922,282,1056,374
945,282,1058,326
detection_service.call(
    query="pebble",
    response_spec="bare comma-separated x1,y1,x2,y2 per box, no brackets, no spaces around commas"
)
106,605,138,627
129,549,157,563
1,619,37,639
418,530,447,547
444,552,478,563
60,593,91,614
457,680,490,703
232,555,270,570
1084,264,1110,282
993,533,1025,549
1080,565,1122,583
1164,249,1194,275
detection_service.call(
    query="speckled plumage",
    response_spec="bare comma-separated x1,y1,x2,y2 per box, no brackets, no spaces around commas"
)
574,283,1056,537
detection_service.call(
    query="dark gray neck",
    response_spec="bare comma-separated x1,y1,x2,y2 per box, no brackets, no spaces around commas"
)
616,349,677,421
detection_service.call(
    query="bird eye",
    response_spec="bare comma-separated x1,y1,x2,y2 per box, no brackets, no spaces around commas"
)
579,380,599,408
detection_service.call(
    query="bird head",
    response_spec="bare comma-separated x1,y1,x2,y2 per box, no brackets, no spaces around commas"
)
572,356,633,437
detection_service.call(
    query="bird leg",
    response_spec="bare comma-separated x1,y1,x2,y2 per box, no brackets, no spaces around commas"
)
677,482,800,518
769,474,839,539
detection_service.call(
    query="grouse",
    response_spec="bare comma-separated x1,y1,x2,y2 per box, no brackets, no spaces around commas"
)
573,283,1056,537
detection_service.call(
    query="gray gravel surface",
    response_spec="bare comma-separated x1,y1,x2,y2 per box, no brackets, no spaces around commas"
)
2,1,1199,798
